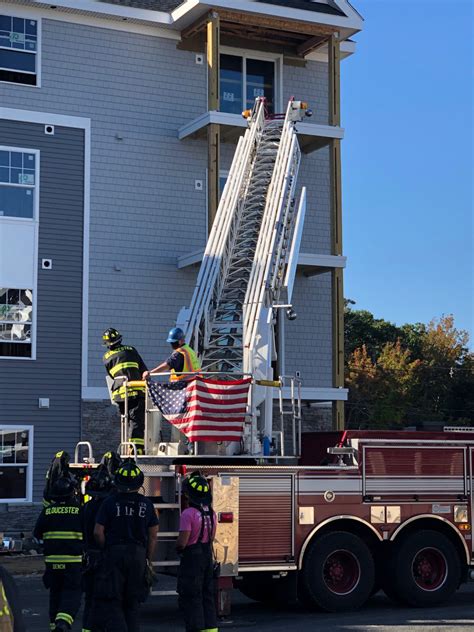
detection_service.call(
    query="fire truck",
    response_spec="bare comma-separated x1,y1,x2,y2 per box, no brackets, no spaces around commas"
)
73,99,474,613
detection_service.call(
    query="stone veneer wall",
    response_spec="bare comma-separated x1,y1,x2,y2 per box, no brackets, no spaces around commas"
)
81,401,122,460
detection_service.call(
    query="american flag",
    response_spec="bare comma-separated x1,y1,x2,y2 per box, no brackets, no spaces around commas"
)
147,376,251,442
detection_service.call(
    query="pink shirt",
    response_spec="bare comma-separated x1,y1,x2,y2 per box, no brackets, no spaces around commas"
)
179,507,217,545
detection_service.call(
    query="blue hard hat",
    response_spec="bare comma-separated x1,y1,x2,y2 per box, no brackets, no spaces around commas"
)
167,327,185,343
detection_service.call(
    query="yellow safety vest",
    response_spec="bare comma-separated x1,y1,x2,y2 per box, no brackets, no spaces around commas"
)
0,581,13,632
170,344,201,382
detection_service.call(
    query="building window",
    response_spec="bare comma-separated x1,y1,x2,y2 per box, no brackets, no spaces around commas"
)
0,150,36,218
0,289,33,358
0,15,38,86
0,427,32,502
220,54,276,115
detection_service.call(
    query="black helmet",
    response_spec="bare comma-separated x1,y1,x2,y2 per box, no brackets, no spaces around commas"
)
100,450,122,478
85,464,113,497
114,459,144,492
183,474,212,506
50,476,76,501
102,327,122,348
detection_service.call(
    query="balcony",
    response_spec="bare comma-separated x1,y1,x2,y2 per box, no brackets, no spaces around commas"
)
177,249,346,276
178,110,344,153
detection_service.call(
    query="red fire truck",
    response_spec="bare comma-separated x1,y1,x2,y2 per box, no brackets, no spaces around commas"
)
74,425,474,613
74,100,473,613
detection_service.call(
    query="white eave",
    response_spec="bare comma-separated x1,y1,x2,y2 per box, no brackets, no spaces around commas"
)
172,0,363,39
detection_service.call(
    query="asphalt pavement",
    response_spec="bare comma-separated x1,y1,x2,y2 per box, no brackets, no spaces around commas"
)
16,574,474,632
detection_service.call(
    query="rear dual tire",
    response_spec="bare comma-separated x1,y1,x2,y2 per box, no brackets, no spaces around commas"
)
299,531,375,612
383,530,461,607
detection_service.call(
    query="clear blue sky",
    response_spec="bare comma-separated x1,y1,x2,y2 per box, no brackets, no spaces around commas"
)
341,0,473,341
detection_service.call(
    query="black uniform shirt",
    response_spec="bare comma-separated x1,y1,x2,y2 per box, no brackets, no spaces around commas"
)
96,492,158,547
83,497,105,550
34,501,83,563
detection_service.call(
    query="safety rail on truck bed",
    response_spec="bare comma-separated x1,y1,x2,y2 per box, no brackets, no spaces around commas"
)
113,372,301,460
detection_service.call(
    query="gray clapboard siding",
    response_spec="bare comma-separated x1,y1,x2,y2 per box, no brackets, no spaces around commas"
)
0,120,84,501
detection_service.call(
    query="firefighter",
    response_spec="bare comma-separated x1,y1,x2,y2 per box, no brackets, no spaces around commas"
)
34,477,83,632
102,328,148,455
176,474,218,632
43,450,77,507
142,327,201,382
0,564,26,631
93,459,159,631
82,454,119,632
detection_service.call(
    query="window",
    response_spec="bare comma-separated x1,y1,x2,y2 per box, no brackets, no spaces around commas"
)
220,54,276,115
0,288,33,358
0,427,32,502
0,150,36,218
0,15,38,85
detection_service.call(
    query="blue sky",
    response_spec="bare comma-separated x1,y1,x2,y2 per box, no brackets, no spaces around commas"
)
341,0,473,340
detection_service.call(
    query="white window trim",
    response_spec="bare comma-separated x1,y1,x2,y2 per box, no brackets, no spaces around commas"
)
0,145,39,361
0,424,34,504
220,46,283,113
0,108,91,391
0,13,42,88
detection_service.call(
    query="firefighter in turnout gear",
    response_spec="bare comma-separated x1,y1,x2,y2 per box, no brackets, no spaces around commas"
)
34,477,83,632
142,327,201,382
93,460,159,632
82,452,120,632
176,474,218,632
102,328,148,455
0,564,26,632
43,451,77,508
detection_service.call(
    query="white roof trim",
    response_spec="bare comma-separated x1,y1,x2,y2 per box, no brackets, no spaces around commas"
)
18,0,171,23
173,0,363,33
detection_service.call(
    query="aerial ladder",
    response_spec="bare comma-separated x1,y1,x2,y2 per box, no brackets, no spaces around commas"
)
175,97,310,456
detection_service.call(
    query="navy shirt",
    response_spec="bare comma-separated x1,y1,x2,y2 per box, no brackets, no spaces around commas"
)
96,492,158,547
166,350,184,372
84,497,105,550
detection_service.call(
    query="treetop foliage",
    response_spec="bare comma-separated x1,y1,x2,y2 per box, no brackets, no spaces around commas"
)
344,302,473,429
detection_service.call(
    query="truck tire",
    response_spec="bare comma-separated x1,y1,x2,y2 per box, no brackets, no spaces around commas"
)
299,531,375,612
386,530,461,607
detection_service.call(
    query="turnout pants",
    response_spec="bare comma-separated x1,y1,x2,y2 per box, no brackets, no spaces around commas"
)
177,543,217,632
118,394,145,454
82,551,105,632
43,564,81,630
93,543,146,632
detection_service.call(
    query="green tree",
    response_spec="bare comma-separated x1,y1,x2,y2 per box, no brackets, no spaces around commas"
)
344,306,473,427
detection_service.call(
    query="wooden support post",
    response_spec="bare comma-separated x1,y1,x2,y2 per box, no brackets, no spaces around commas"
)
207,12,220,232
329,34,344,430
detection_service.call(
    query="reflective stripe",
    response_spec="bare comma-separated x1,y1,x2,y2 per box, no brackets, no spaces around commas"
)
110,361,139,377
56,612,74,625
45,555,82,563
170,344,201,382
43,531,83,540
130,438,145,445
0,582,11,618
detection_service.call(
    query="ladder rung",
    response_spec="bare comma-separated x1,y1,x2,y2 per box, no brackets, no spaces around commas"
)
157,532,179,538
151,590,178,596
152,560,180,567
154,503,180,509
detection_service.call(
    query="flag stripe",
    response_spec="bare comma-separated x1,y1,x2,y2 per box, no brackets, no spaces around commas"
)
187,395,248,408
147,376,251,442
187,384,251,397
